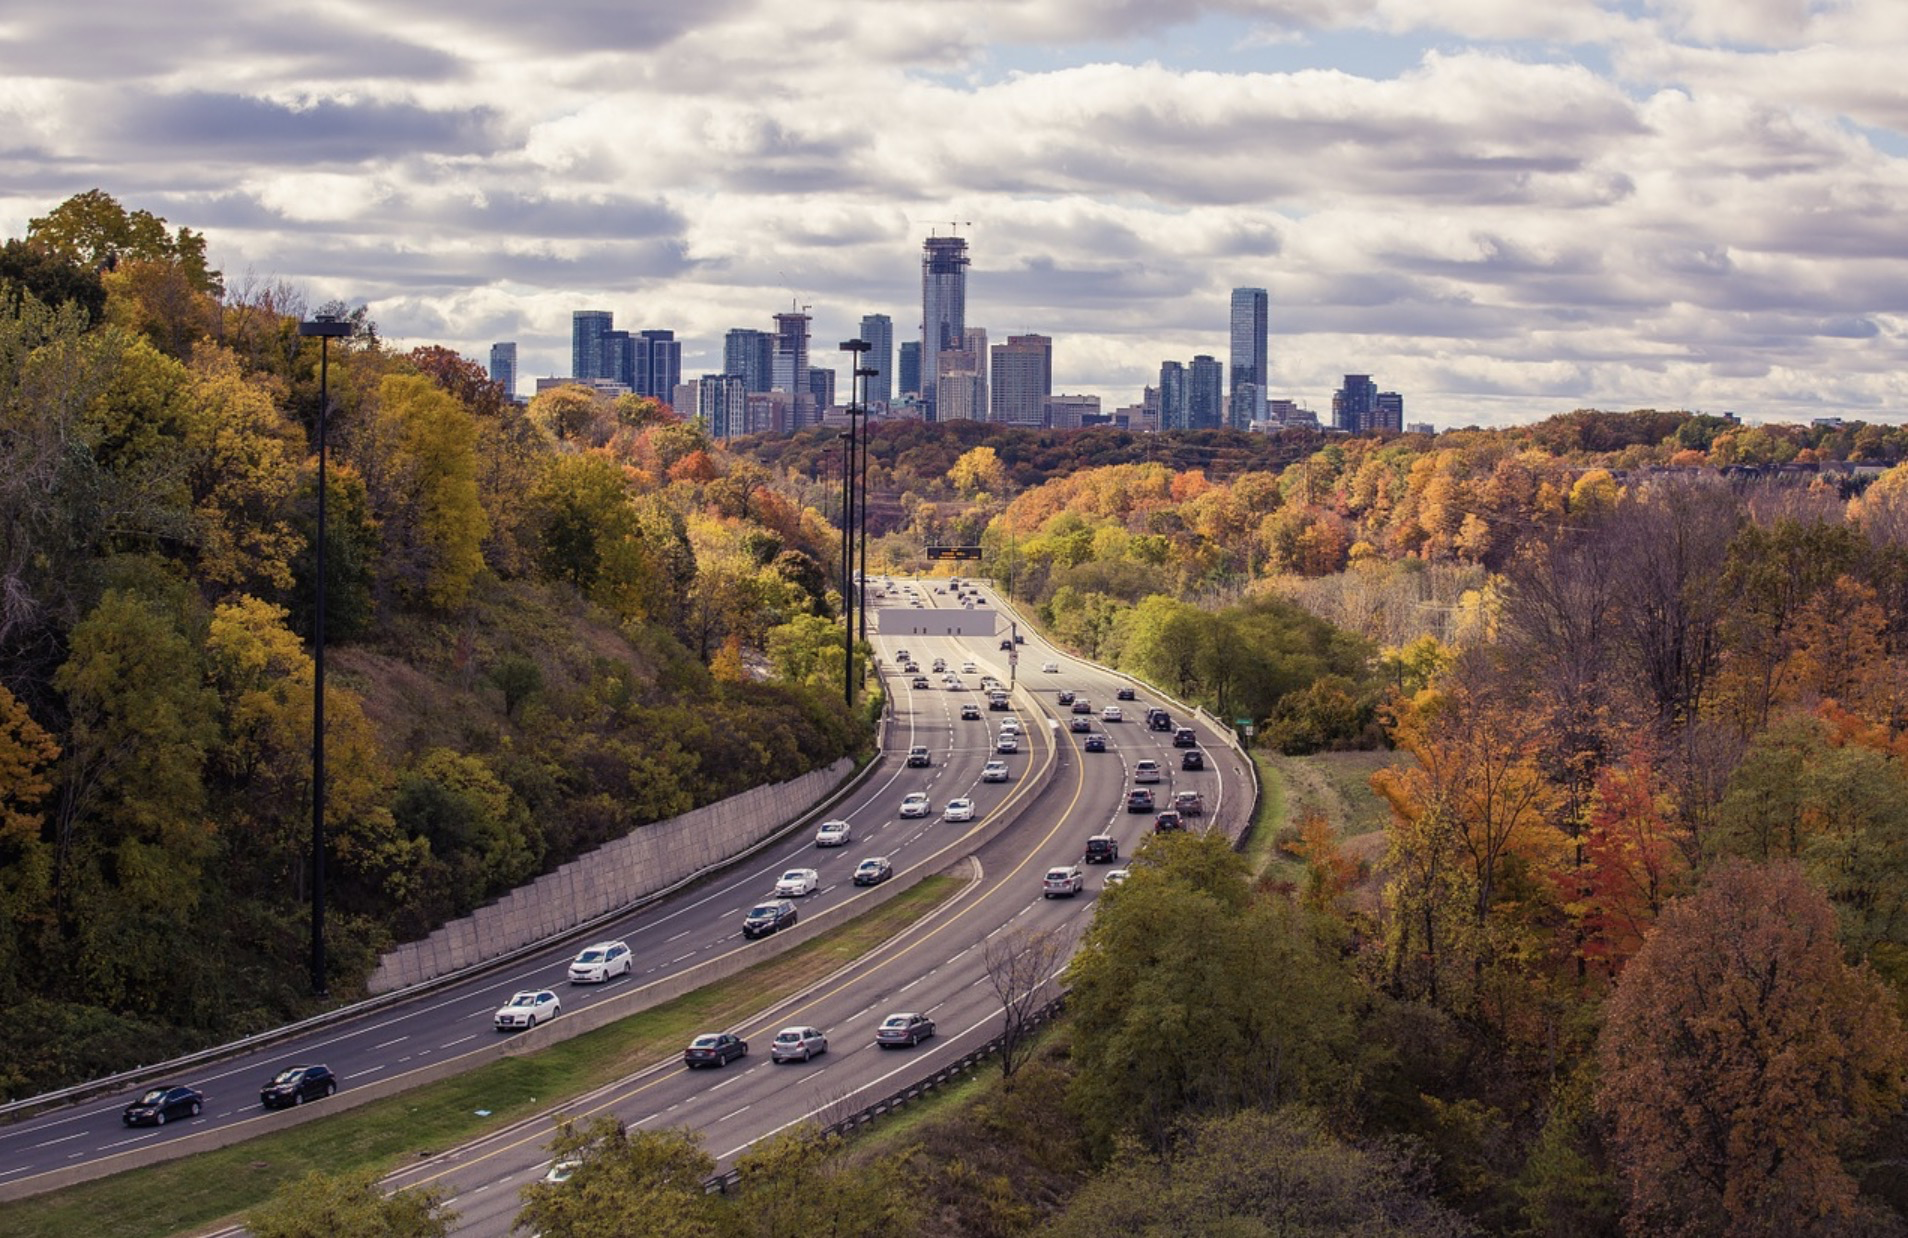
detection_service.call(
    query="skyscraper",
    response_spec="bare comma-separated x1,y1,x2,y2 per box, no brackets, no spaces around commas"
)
571,310,613,381
898,341,921,400
1189,355,1224,430
724,328,774,393
1229,287,1268,429
991,334,1052,426
809,367,836,410
858,313,893,409
772,312,810,394
603,328,633,387
1333,375,1379,432
488,342,517,400
689,374,747,440
935,328,986,422
1158,361,1188,431
921,234,969,421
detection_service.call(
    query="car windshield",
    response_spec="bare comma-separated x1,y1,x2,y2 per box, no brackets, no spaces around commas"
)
137,1088,167,1105
750,905,777,916
509,994,536,1007
576,950,604,963
781,871,804,881
272,1069,302,1084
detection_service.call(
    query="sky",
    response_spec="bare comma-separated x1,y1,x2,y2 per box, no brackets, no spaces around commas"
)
3,0,1907,429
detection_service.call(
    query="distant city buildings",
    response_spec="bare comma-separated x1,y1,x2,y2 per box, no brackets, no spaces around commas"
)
1189,354,1224,430
808,366,836,411
571,310,613,384
488,342,517,400
1045,393,1101,430
898,340,921,401
772,310,816,427
724,328,774,393
1158,362,1188,431
1332,375,1404,433
936,327,987,422
1229,288,1267,430
991,333,1052,426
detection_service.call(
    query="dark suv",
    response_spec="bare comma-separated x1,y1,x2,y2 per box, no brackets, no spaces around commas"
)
260,1064,337,1109
1085,834,1119,863
1126,788,1155,813
1182,749,1206,770
743,900,799,938
1148,710,1174,732
1173,726,1198,747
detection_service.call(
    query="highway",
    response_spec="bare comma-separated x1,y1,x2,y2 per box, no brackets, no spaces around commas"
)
0,579,1253,1235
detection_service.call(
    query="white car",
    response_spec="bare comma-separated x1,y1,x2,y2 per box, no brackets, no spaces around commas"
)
996,733,1019,753
982,760,1011,782
1042,661,1059,673
961,661,977,674
1101,705,1123,722
943,797,974,822
999,717,1021,735
567,940,632,984
494,989,561,1031
899,792,932,818
775,867,821,897
815,819,852,847
1105,868,1131,888
770,1026,828,1063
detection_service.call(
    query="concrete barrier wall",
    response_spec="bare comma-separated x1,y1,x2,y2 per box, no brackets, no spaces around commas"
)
366,758,855,994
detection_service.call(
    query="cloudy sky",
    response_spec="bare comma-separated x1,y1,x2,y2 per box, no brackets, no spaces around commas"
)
3,0,1906,428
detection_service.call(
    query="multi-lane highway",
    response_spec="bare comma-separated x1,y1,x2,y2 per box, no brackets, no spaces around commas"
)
0,579,1252,1234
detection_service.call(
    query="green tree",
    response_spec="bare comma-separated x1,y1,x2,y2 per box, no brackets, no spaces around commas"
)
515,1118,720,1238
28,189,221,295
182,346,304,592
0,684,59,1001
1597,860,1908,1237
247,1168,453,1238
717,1124,918,1237
51,588,217,1013
0,238,106,322
1065,831,1356,1154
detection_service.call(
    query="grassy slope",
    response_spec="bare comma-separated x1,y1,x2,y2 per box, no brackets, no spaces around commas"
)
0,877,961,1238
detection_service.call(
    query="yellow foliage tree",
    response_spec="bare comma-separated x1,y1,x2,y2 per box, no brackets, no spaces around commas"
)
364,374,490,610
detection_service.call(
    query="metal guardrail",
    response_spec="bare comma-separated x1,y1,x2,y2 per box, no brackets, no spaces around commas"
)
703,994,1067,1195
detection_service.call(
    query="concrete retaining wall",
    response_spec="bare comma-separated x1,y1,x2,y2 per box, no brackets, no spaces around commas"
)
366,758,855,994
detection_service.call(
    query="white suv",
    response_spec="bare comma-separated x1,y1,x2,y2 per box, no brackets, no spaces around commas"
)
981,760,1011,782
1043,865,1086,897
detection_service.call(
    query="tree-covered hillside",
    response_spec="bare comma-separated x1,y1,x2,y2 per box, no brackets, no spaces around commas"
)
0,194,872,1097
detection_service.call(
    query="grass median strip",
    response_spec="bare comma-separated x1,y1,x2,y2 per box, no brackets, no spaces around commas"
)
0,875,962,1238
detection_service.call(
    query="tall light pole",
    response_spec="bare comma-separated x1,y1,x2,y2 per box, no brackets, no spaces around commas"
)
839,339,873,647
298,313,350,999
837,429,855,708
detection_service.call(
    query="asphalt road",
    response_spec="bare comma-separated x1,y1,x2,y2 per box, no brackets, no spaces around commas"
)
0,579,1249,1235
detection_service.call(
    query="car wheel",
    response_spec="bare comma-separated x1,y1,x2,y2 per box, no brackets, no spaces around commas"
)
156,1111,166,1126
294,1091,304,1106
325,1082,337,1097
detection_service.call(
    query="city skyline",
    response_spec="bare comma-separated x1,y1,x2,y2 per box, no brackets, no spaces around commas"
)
3,2,1905,426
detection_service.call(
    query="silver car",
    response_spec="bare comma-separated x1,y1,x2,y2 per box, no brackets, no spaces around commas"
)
770,1026,828,1063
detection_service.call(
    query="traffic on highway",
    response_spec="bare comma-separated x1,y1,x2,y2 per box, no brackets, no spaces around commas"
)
0,576,1249,1236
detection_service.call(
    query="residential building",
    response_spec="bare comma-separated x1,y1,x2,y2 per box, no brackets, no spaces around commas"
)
859,313,893,409
571,310,614,381
1189,355,1224,430
1407,421,1435,436
488,342,517,400
724,328,774,393
1229,287,1268,430
935,339,986,422
1333,374,1378,432
991,333,1051,426
634,329,681,401
1375,391,1404,434
1158,362,1188,431
921,233,969,420
682,374,747,439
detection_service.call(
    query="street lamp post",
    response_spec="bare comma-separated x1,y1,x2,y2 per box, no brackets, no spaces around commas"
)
837,428,855,708
838,339,873,647
298,313,350,999
854,363,877,645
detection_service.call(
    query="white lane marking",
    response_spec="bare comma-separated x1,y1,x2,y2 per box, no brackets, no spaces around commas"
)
344,1066,385,1080
666,930,692,944
440,1034,477,1050
715,1104,751,1123
33,1132,85,1148
374,1036,408,1050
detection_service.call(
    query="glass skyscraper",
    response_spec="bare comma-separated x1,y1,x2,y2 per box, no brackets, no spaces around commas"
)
1189,354,1224,430
571,310,613,381
1229,287,1268,429
488,342,517,400
858,313,893,409
921,234,969,421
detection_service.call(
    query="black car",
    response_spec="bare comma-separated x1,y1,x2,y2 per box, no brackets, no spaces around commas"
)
1116,687,1136,701
260,1064,336,1109
1085,834,1119,863
742,900,799,938
1083,734,1107,753
853,856,893,885
1069,716,1092,733
1071,699,1092,714
1182,749,1206,770
999,639,1013,650
684,1032,748,1068
1173,726,1198,747
122,1084,204,1127
1057,690,1075,705
1148,710,1174,732
1155,810,1183,832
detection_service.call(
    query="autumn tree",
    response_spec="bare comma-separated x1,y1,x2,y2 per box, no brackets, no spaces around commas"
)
1570,751,1687,977
1597,860,1907,1237
948,444,1007,496
357,373,490,610
182,345,303,592
0,685,58,1001
983,923,1070,1078
27,189,221,295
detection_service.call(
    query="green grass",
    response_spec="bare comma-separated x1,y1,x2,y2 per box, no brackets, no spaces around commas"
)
839,1016,1067,1161
0,876,962,1238
1242,751,1292,880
